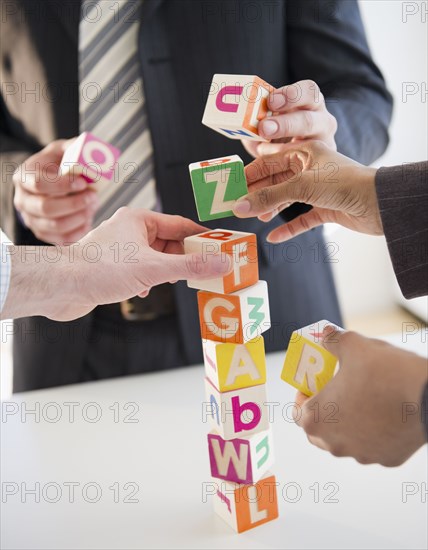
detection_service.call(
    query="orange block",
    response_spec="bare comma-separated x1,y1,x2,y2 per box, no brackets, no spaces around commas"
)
198,281,270,344
184,229,258,294
213,473,279,533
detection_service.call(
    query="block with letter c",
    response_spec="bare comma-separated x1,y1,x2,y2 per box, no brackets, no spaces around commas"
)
198,281,270,344
60,132,121,186
202,74,274,141
184,229,258,294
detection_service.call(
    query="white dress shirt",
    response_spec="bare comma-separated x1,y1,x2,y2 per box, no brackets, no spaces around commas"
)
0,230,12,313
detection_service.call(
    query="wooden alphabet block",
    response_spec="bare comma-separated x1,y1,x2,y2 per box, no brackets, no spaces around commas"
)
60,132,121,185
202,74,274,141
203,337,266,392
281,319,340,396
184,229,258,293
208,429,274,485
189,156,248,221
205,378,269,440
198,281,270,344
213,473,279,533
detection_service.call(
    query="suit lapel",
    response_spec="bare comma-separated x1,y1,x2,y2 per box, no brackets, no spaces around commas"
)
140,0,164,25
47,0,81,43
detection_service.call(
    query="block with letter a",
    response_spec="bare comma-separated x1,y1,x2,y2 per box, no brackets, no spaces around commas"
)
213,473,279,533
281,319,341,396
60,132,121,187
208,429,274,485
204,377,269,440
202,74,274,141
203,337,266,392
198,280,270,344
184,229,258,294
189,156,248,221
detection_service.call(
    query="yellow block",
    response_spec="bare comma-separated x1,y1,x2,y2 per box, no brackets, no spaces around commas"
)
281,336,337,396
204,337,266,392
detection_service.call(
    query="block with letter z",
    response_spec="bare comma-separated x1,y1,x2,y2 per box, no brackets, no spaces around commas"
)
189,156,248,221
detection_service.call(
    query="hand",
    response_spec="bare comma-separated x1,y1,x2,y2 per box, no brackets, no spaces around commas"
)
233,140,382,242
241,80,337,158
293,326,427,467
40,208,232,321
13,140,99,244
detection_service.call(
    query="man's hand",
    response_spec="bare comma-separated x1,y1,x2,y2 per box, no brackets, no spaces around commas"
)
293,326,427,467
10,208,231,322
233,140,382,242
13,140,98,244
242,80,337,158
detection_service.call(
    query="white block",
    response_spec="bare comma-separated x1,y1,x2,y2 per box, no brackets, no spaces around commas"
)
202,74,274,141
204,378,269,440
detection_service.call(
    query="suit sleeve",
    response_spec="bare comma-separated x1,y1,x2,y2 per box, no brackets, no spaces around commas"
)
286,0,393,164
0,98,38,243
375,162,428,299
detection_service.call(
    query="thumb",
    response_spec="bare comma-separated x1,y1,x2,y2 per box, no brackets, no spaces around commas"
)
153,252,232,284
321,325,347,358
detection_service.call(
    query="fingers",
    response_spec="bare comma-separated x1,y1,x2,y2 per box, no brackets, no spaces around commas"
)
266,208,327,242
13,140,86,196
259,110,336,142
139,210,208,244
269,80,326,113
321,325,356,361
14,187,99,219
233,178,300,218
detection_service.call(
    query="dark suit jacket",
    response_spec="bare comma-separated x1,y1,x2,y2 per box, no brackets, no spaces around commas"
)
375,162,428,440
376,162,428,299
0,0,393,390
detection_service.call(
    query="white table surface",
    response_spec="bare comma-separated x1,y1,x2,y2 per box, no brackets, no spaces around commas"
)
1,332,427,550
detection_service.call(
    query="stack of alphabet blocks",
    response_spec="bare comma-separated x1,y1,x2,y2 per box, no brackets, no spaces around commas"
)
184,74,279,533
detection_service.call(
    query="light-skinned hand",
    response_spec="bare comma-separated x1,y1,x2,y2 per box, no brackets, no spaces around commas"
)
2,208,232,321
13,139,98,244
241,80,337,158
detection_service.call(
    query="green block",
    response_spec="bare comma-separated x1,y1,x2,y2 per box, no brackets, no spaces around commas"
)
189,155,248,221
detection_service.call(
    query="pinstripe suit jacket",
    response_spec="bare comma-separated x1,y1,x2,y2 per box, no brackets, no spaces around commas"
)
0,0,393,390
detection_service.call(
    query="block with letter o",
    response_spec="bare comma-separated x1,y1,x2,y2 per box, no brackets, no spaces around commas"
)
60,132,121,185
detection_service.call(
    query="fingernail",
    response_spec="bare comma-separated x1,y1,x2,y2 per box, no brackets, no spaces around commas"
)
210,254,232,274
261,119,279,137
233,199,251,215
269,93,286,110
72,178,87,191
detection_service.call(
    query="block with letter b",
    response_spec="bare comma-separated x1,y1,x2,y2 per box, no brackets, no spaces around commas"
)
198,281,270,344
203,337,266,392
213,473,279,533
202,74,274,141
184,229,258,294
208,429,274,485
204,378,269,440
189,156,248,221
281,319,340,396
60,132,121,185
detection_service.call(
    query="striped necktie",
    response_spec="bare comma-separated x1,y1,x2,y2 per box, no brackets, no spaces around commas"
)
79,0,157,225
